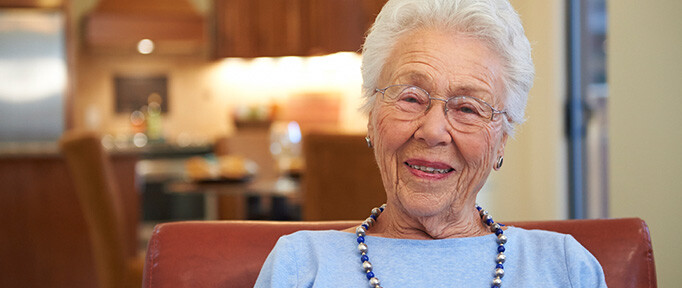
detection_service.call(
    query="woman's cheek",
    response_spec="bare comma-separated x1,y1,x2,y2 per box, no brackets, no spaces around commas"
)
372,111,409,192
459,127,496,168
457,127,500,193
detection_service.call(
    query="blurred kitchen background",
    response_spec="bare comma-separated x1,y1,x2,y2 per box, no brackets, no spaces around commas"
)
0,0,680,287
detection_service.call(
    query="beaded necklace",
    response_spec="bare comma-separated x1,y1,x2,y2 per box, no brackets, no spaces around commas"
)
355,204,507,288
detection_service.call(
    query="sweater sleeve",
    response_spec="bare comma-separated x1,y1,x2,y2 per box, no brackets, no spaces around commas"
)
254,235,299,288
564,235,608,287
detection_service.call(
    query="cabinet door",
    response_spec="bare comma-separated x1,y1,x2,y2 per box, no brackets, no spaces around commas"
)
256,0,307,57
307,0,386,55
215,0,387,57
214,0,258,58
215,0,307,57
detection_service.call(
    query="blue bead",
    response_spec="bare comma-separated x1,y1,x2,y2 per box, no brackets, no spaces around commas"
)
361,255,369,262
476,206,482,211
495,229,504,235
380,207,384,211
486,218,494,225
496,264,504,269
357,236,365,243
497,246,505,252
370,214,377,220
362,224,369,229
366,271,375,280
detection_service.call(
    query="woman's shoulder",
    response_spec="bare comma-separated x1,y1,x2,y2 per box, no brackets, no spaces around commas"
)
282,229,354,239
505,226,589,251
503,227,607,286
505,226,576,243
277,229,356,249
504,226,602,268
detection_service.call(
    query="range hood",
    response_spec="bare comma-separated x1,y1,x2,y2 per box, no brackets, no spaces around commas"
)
84,0,205,55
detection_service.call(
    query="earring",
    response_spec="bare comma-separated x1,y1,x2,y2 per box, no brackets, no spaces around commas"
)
495,156,504,170
365,136,373,148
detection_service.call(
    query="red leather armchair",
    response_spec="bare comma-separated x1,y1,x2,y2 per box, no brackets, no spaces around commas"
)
143,218,656,287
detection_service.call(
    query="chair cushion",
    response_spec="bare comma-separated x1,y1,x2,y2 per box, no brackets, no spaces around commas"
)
143,218,656,288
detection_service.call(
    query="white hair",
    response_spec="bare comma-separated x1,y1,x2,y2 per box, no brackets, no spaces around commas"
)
361,0,535,135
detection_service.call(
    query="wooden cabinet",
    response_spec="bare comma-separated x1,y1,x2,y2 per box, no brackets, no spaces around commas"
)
215,0,258,57
214,0,386,58
215,0,306,57
306,0,385,55
0,0,63,8
257,0,307,57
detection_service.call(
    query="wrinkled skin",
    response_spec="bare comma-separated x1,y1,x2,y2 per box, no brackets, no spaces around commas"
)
366,27,509,240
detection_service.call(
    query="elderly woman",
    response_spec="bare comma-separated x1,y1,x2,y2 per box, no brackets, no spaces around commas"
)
256,0,606,287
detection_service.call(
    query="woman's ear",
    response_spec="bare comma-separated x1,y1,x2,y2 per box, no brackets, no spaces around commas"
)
492,133,508,171
496,133,508,159
366,109,374,139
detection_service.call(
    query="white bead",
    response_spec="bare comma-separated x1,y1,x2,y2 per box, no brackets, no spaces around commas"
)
491,223,501,232
371,207,381,216
362,261,373,271
484,215,493,222
496,252,506,263
495,268,504,278
358,243,368,254
492,276,502,286
497,234,507,244
356,226,366,237
369,277,380,286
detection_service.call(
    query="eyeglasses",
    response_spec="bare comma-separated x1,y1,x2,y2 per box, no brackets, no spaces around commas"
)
375,84,507,132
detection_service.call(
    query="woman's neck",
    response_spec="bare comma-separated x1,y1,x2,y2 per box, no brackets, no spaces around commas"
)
369,204,490,240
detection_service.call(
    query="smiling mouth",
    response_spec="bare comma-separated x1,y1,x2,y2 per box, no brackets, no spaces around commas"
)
405,162,454,174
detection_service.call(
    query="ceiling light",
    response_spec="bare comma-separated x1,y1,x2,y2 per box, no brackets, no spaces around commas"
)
137,39,154,54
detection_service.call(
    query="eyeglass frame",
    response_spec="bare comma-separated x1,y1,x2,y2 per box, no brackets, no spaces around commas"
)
374,84,509,126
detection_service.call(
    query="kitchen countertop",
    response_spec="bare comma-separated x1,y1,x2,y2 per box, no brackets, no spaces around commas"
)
0,141,213,159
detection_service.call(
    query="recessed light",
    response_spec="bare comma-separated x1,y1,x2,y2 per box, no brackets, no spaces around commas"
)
137,39,155,54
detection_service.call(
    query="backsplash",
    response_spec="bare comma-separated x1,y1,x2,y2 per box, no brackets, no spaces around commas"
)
73,52,367,145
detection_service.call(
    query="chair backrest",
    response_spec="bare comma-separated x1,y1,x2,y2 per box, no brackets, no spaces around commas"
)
143,218,656,288
302,133,386,220
60,130,134,288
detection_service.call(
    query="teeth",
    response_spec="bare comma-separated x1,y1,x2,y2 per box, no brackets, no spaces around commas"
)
408,164,452,174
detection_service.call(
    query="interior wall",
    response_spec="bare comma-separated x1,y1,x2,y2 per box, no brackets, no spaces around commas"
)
479,0,568,221
608,1,682,287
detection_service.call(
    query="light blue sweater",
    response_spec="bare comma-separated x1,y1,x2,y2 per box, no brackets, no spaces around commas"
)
255,227,607,287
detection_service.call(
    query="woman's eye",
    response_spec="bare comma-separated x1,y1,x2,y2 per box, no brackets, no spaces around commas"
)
451,103,482,116
398,93,423,104
458,106,476,114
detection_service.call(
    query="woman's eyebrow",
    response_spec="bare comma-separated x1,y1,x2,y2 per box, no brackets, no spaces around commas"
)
393,72,494,99
392,72,432,87
447,83,493,96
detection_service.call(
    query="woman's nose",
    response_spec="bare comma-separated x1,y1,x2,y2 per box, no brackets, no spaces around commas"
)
414,100,452,147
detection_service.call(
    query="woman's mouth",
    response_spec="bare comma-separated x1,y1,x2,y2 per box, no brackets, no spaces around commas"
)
404,159,455,178
406,163,453,174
